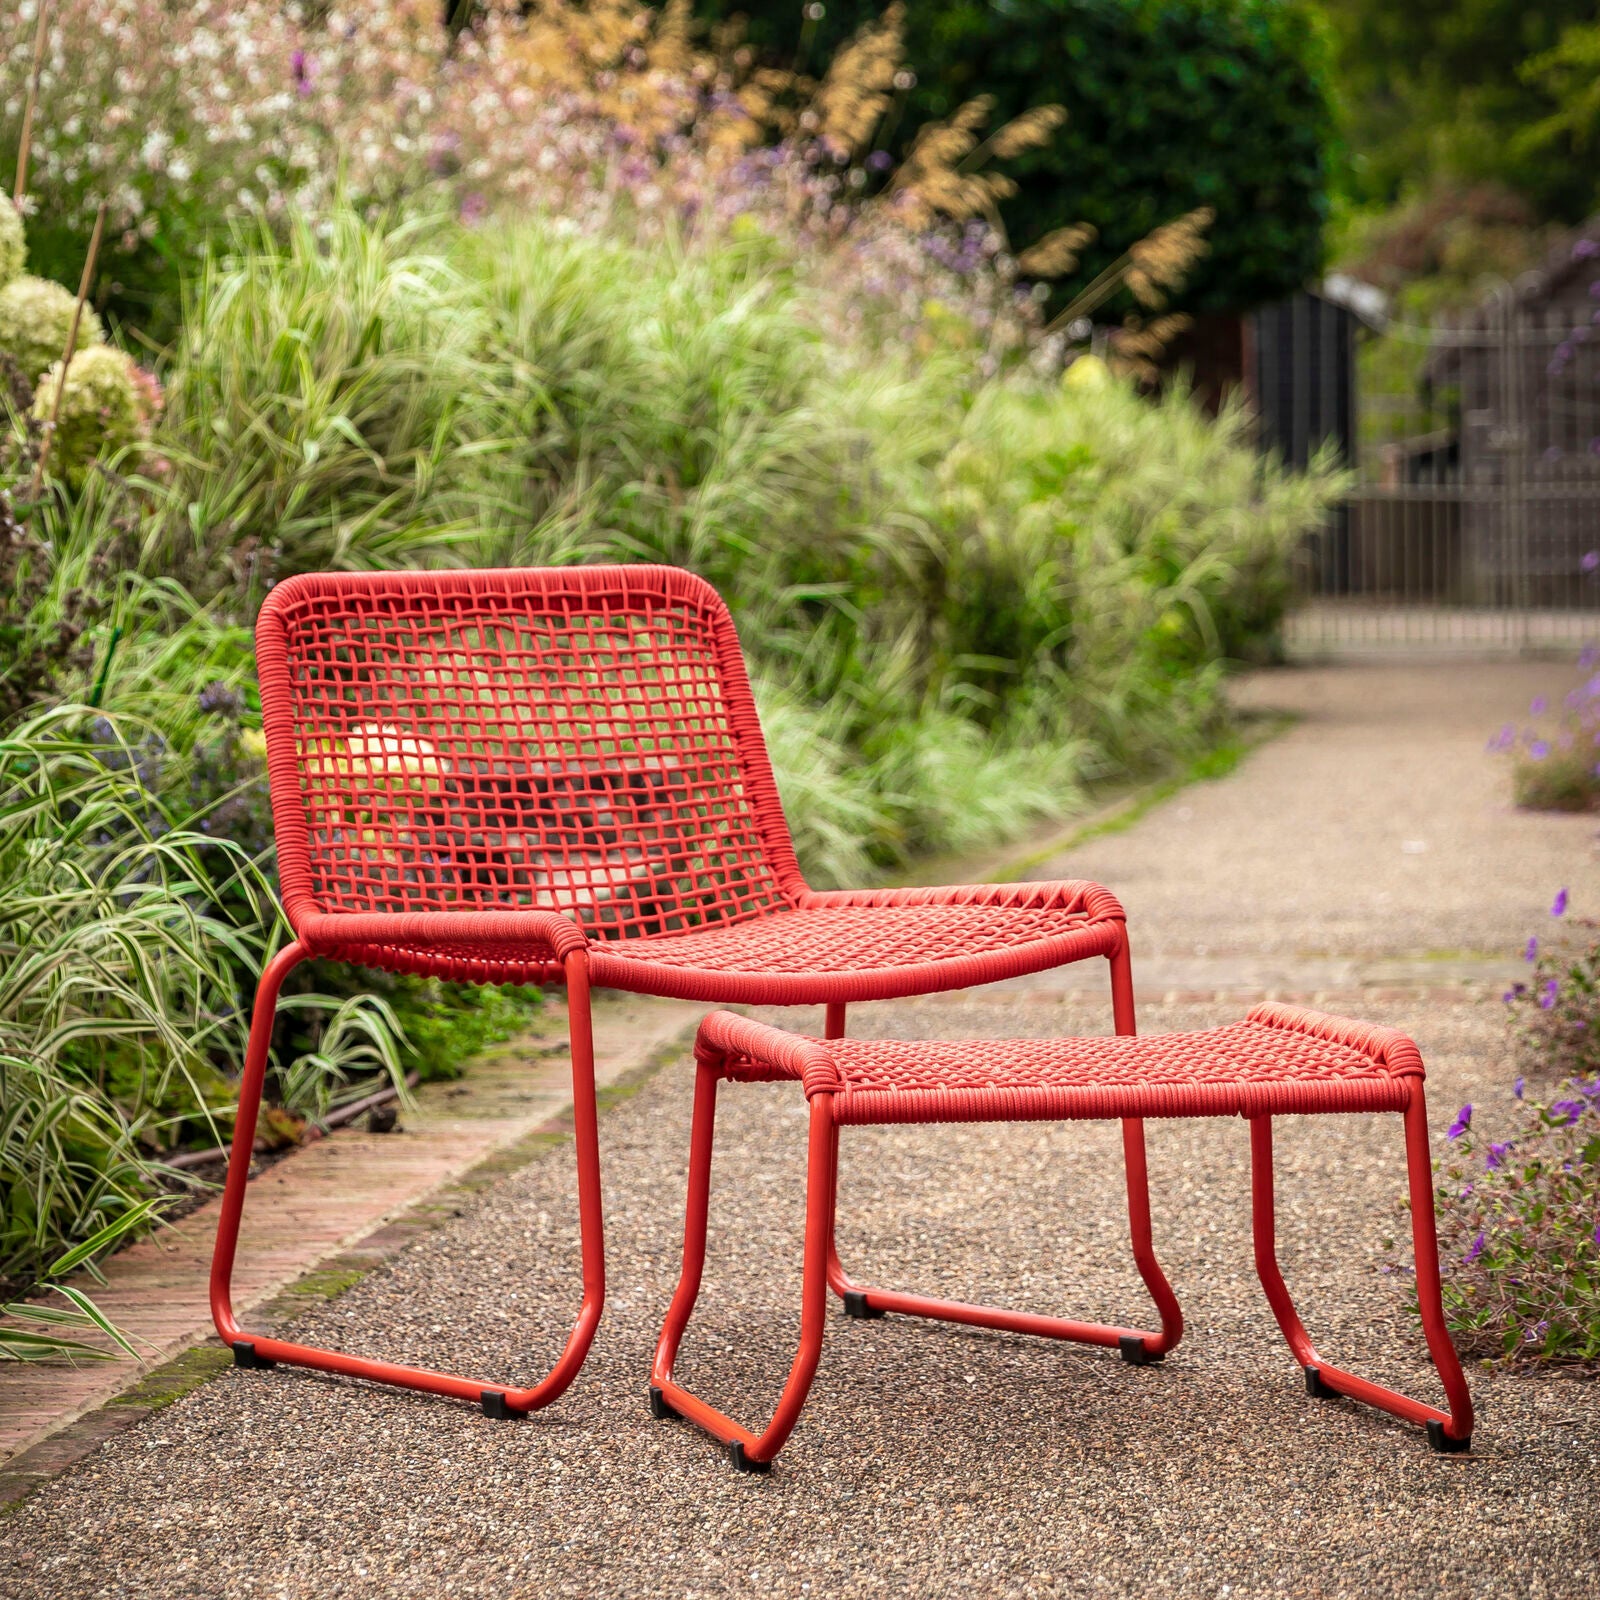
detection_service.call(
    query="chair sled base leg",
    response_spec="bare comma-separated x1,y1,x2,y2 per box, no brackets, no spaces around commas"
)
1426,1419,1472,1454
1120,1334,1163,1366
842,1290,884,1320
1305,1364,1336,1399
232,1340,276,1371
649,1384,681,1421
729,1440,772,1475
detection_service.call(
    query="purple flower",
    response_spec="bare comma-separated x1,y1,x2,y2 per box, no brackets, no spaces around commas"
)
1463,1231,1487,1264
1514,1075,1526,1099
1524,1320,1549,1343
459,192,487,225
1585,551,1600,573
1550,1099,1584,1124
1486,1142,1513,1170
1531,696,1549,714
1593,1221,1600,1247
865,150,894,173
1525,936,1539,962
1487,723,1516,752
291,49,313,97
1530,739,1551,760
1539,979,1560,1009
1447,1104,1473,1140
1552,887,1569,917
197,681,240,716
1576,239,1600,261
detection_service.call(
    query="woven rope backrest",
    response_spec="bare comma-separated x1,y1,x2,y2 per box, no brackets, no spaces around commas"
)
257,566,806,937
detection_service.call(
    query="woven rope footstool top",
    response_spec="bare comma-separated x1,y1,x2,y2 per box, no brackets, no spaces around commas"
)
696,1002,1424,1125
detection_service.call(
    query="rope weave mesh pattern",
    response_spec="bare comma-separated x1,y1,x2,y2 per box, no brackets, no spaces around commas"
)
702,1005,1424,1124
602,903,1094,973
260,567,796,938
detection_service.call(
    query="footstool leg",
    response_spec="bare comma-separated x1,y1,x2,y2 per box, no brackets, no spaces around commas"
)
651,1066,836,1471
825,948,1185,1359
1120,1118,1185,1361
1248,1097,1473,1450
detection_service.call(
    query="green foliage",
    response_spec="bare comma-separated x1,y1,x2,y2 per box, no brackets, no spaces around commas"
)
150,208,1337,884
32,347,143,488
1519,22,1600,172
1320,0,1600,221
0,706,260,1287
1513,745,1597,814
1413,1083,1600,1365
152,212,497,601
704,0,1335,312
1507,927,1600,1086
1490,668,1600,815
0,200,24,290
1,1201,163,1362
0,485,437,1288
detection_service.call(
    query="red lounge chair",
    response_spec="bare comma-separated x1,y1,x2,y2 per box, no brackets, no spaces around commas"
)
653,1005,1475,1470
212,564,1176,1416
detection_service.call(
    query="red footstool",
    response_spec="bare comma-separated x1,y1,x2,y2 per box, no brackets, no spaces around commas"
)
650,1003,1475,1471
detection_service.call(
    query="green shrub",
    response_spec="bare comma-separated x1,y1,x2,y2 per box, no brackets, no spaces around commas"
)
0,706,260,1286
146,206,1339,878
1490,666,1600,813
0,274,103,386
151,211,498,601
1408,1082,1600,1365
1505,901,1600,1087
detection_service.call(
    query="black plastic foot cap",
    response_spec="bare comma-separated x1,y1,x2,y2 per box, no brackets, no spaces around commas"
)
1304,1365,1337,1399
1426,1420,1472,1454
1119,1335,1162,1366
843,1290,885,1320
729,1441,771,1474
480,1391,516,1420
649,1385,680,1421
231,1340,276,1371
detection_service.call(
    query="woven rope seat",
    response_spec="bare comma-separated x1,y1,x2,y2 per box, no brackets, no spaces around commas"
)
706,1002,1422,1124
306,889,1112,1005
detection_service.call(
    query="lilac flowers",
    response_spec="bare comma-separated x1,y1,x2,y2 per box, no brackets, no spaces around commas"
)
1552,887,1569,917
1447,1104,1473,1140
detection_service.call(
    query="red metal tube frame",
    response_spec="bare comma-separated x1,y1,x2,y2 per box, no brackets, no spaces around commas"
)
1250,1093,1474,1448
210,941,606,1416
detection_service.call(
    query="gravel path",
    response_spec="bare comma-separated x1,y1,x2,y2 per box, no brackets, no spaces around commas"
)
3,664,1597,1598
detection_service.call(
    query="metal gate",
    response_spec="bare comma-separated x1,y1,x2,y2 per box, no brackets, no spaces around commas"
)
1258,282,1600,655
